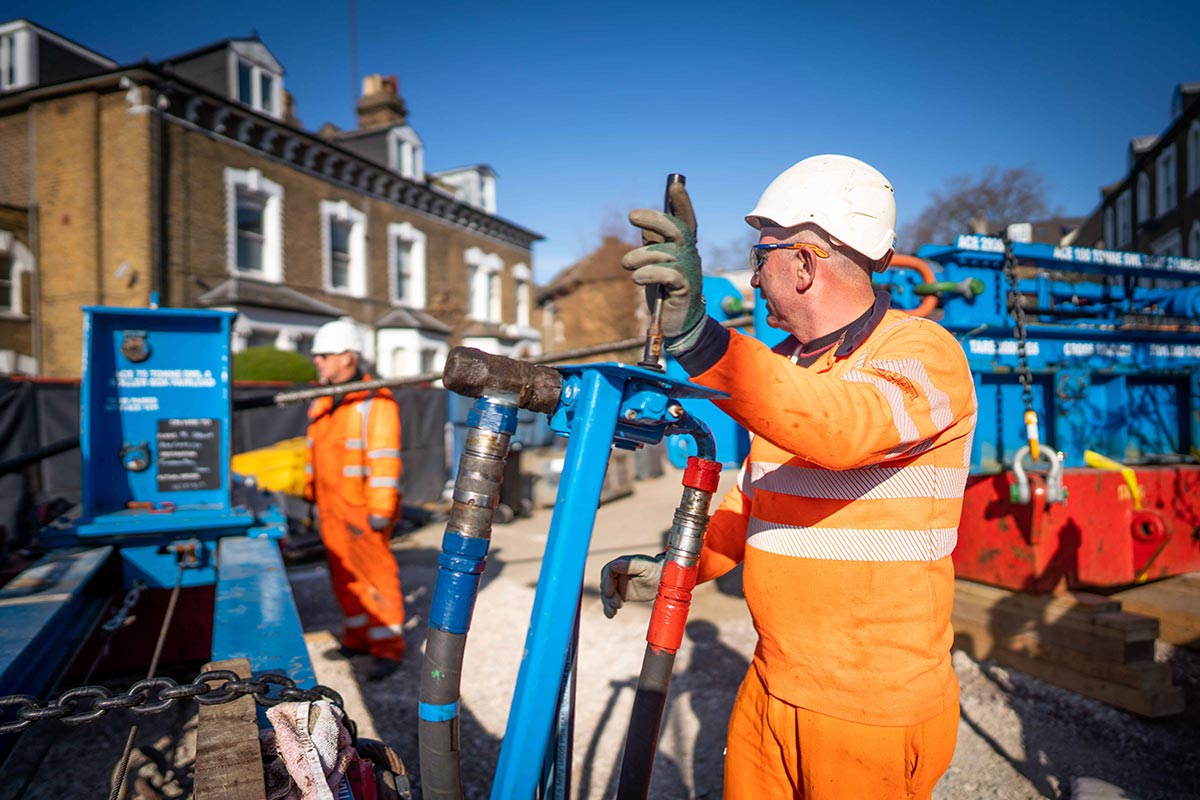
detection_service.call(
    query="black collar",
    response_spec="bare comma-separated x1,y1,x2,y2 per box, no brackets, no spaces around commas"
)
774,290,892,367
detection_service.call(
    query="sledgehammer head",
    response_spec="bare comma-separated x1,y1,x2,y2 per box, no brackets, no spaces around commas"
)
443,347,563,415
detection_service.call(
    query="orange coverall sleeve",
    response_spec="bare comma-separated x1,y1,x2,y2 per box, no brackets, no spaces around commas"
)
364,396,403,520
696,323,973,471
696,476,752,583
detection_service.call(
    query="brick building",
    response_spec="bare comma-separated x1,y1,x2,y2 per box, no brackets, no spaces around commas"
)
1073,82,1200,258
0,19,542,377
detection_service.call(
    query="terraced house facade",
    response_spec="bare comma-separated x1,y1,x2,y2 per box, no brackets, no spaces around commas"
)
0,19,543,377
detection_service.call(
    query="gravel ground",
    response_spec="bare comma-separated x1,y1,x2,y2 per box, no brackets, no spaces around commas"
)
6,465,1198,799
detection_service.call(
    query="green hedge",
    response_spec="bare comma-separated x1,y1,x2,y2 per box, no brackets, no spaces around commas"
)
233,347,317,383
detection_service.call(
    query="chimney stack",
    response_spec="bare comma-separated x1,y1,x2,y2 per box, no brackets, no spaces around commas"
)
356,74,407,130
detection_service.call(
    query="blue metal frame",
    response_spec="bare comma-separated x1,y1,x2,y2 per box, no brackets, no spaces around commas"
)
490,362,723,799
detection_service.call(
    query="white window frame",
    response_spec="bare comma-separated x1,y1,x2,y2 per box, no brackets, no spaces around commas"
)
1136,172,1150,224
1103,207,1115,249
1156,144,1177,216
513,262,531,327
320,200,368,297
387,128,425,181
1188,120,1200,196
465,247,503,322
0,230,33,318
1116,189,1132,248
0,26,35,92
228,51,281,117
224,167,284,282
387,222,427,308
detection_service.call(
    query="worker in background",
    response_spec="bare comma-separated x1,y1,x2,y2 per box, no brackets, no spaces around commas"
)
601,155,977,798
305,318,406,681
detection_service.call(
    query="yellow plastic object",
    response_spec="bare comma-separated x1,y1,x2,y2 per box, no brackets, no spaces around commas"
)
1024,409,1040,461
231,436,308,496
1083,449,1142,510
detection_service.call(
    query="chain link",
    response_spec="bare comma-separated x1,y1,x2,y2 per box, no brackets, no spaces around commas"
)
100,580,145,634
1001,234,1035,414
0,671,348,736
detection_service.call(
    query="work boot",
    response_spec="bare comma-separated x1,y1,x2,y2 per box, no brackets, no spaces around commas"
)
366,657,403,682
325,643,369,661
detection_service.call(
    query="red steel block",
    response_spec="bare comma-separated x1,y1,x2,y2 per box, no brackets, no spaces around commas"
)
954,466,1200,592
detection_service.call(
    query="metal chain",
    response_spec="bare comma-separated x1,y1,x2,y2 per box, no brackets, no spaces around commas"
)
100,580,145,634
0,671,351,737
1001,234,1035,415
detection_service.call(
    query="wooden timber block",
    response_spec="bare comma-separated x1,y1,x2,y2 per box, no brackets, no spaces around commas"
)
952,579,1185,718
952,582,1158,664
194,657,266,800
1112,574,1200,649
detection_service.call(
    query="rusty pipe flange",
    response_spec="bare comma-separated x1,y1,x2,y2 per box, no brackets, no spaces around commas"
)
442,347,562,415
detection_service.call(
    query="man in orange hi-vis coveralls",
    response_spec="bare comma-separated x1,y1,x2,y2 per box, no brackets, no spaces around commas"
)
601,155,977,798
306,318,406,682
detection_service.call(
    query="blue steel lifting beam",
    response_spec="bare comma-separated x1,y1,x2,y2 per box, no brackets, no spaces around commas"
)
420,347,726,800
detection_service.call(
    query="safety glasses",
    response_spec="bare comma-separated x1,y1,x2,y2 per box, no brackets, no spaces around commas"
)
749,242,830,274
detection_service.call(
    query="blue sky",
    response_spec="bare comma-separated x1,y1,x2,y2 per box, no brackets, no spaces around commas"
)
18,1,1200,282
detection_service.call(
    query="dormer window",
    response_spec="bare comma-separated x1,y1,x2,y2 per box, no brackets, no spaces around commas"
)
225,42,283,118
234,57,279,116
0,33,15,90
388,127,424,181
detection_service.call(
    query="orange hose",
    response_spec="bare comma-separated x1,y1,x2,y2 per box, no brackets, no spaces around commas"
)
889,254,938,318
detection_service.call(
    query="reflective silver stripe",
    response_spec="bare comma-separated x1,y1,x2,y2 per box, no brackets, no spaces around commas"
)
369,477,401,489
368,448,400,459
368,624,404,640
345,438,364,450
749,462,968,501
343,465,369,477
304,464,313,474
746,517,957,562
868,357,954,430
358,400,373,456
842,364,921,456
306,437,314,447
344,613,369,628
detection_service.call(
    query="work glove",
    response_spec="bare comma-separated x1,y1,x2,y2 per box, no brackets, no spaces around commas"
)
368,514,391,533
600,553,665,619
623,181,707,354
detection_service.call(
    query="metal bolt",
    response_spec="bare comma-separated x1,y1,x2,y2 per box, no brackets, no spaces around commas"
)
624,409,639,421
667,403,684,419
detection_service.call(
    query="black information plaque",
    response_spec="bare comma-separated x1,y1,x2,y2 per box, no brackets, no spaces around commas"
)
156,418,221,492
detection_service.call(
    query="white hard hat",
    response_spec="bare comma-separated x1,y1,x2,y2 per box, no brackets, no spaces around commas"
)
746,154,896,261
311,318,364,355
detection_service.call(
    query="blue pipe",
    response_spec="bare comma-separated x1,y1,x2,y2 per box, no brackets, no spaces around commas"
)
490,368,623,799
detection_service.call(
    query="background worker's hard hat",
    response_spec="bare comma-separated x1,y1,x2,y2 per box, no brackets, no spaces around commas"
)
311,318,364,355
745,154,897,262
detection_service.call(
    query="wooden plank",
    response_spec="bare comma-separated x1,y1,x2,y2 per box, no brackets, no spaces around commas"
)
952,619,1174,690
1113,575,1200,648
194,657,265,800
954,579,1121,621
988,648,1185,718
953,600,1156,663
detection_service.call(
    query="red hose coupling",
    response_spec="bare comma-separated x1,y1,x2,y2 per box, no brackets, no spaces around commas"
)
647,560,698,653
683,457,720,492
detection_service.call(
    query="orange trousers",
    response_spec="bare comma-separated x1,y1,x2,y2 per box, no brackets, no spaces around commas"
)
320,509,406,660
724,665,959,799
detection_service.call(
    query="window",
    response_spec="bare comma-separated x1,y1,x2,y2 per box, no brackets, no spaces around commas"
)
320,200,367,296
1136,173,1150,224
0,231,32,316
0,34,14,90
465,247,503,321
420,348,438,374
1103,207,1115,249
231,55,280,117
1189,121,1200,196
513,263,531,327
1156,144,1177,216
247,329,278,349
0,251,12,309
1116,190,1132,248
1189,221,1200,258
1150,228,1182,257
224,168,284,281
388,128,424,181
387,222,426,307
